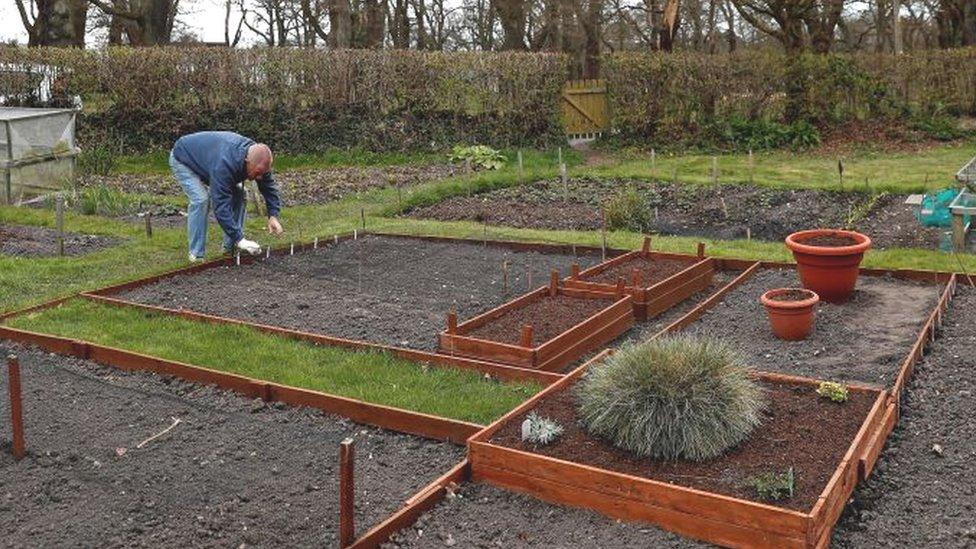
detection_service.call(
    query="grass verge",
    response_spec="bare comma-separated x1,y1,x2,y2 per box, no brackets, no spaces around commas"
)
6,299,542,425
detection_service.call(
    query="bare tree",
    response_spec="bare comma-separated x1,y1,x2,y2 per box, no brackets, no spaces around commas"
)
88,0,180,45
15,0,88,46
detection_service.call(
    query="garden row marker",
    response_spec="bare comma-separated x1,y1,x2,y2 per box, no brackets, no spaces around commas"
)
6,355,25,460
651,148,656,172
360,208,366,230
560,163,569,203
145,213,152,239
600,207,607,262
290,243,295,255
136,416,181,449
517,150,524,181
314,237,318,249
339,438,355,548
266,248,271,259
747,227,752,241
502,261,509,294
748,149,754,184
711,156,718,185
235,253,240,266
55,195,64,257
558,146,563,166
397,185,403,211
354,229,358,240
838,158,845,189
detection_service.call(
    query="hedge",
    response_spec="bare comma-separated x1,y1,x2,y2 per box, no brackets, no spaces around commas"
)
602,49,976,148
0,47,569,154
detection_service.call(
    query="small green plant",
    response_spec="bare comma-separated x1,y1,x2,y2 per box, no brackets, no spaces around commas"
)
70,185,140,216
77,145,117,176
816,381,849,403
605,185,652,232
577,335,764,462
750,467,795,502
449,145,506,171
520,411,565,445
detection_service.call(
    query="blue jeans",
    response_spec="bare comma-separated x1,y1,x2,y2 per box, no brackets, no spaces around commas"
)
170,151,245,258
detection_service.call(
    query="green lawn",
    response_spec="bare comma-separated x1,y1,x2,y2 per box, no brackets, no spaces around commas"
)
6,299,541,425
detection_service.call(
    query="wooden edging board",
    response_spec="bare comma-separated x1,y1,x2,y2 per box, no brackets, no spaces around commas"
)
439,285,634,371
891,273,957,402
467,352,891,549
78,292,562,386
0,324,482,444
349,460,470,548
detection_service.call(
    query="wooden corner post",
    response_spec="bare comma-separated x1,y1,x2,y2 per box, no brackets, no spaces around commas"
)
7,355,25,460
697,242,706,259
642,235,651,256
339,438,355,547
549,270,559,297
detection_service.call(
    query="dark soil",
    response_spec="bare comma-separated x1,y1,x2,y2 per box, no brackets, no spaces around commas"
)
407,178,943,250
796,234,861,247
585,255,695,286
382,482,706,548
0,223,119,258
683,269,940,387
81,163,460,206
489,378,877,512
832,286,976,547
768,289,815,302
465,294,611,346
0,341,464,546
116,235,604,351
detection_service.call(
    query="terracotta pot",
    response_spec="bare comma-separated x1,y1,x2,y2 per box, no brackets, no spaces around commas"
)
784,229,872,303
760,288,819,341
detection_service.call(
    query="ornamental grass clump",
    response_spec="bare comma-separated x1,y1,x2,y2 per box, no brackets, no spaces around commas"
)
577,336,764,462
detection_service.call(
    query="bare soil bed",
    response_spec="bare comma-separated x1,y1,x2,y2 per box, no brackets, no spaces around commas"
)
407,178,944,250
584,255,695,285
488,378,876,512
382,482,706,548
82,163,460,206
466,295,610,345
0,342,464,547
683,268,939,387
0,223,119,257
115,235,604,350
832,286,976,547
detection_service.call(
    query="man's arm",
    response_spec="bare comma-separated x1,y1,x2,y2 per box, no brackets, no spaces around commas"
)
257,172,282,219
210,166,244,245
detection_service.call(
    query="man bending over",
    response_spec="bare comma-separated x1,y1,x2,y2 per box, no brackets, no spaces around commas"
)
170,131,284,261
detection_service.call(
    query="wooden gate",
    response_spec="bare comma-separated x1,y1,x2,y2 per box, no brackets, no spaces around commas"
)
561,79,609,139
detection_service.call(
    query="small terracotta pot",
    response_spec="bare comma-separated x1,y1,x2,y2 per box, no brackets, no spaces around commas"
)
784,229,871,303
761,288,819,341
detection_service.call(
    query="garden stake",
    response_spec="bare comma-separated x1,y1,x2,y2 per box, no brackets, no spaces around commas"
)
55,195,64,257
502,261,509,294
517,150,524,180
353,229,358,240
339,438,355,548
748,149,754,184
571,243,577,257
314,237,318,249
838,158,845,189
549,270,559,297
334,235,339,244
558,146,563,166
747,227,752,241
560,163,569,203
360,208,366,230
651,148,656,172
235,253,240,266
600,208,607,261
642,236,651,255
145,212,152,239
483,216,488,247
266,247,271,259
520,325,534,348
672,167,678,185
527,268,532,291
711,156,718,184
6,355,25,460
697,242,706,259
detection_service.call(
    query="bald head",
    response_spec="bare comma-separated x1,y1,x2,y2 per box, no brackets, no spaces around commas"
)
246,143,273,180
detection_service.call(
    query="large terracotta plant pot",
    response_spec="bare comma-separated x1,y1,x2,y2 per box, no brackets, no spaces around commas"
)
760,288,819,341
785,229,872,303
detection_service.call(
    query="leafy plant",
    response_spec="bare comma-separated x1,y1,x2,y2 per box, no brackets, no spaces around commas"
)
449,145,507,171
577,335,764,462
71,185,139,216
77,145,117,176
520,411,564,445
816,381,849,403
605,185,652,232
750,467,795,502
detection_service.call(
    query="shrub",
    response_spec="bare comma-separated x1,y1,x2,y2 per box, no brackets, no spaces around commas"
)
604,185,652,232
750,467,795,502
77,145,117,176
577,335,764,462
450,145,506,170
520,411,564,445
816,381,849,403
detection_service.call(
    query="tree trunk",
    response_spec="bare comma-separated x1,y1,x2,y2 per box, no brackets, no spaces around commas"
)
659,0,680,51
24,0,88,47
329,0,352,47
494,0,526,49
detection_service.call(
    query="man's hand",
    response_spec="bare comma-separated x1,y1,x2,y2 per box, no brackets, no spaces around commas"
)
236,238,262,256
267,216,284,235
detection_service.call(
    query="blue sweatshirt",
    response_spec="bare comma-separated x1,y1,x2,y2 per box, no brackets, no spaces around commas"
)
172,131,282,244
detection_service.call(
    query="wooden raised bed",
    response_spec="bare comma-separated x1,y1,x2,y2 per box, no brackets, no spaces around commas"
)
469,352,894,549
439,274,634,371
565,238,713,320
